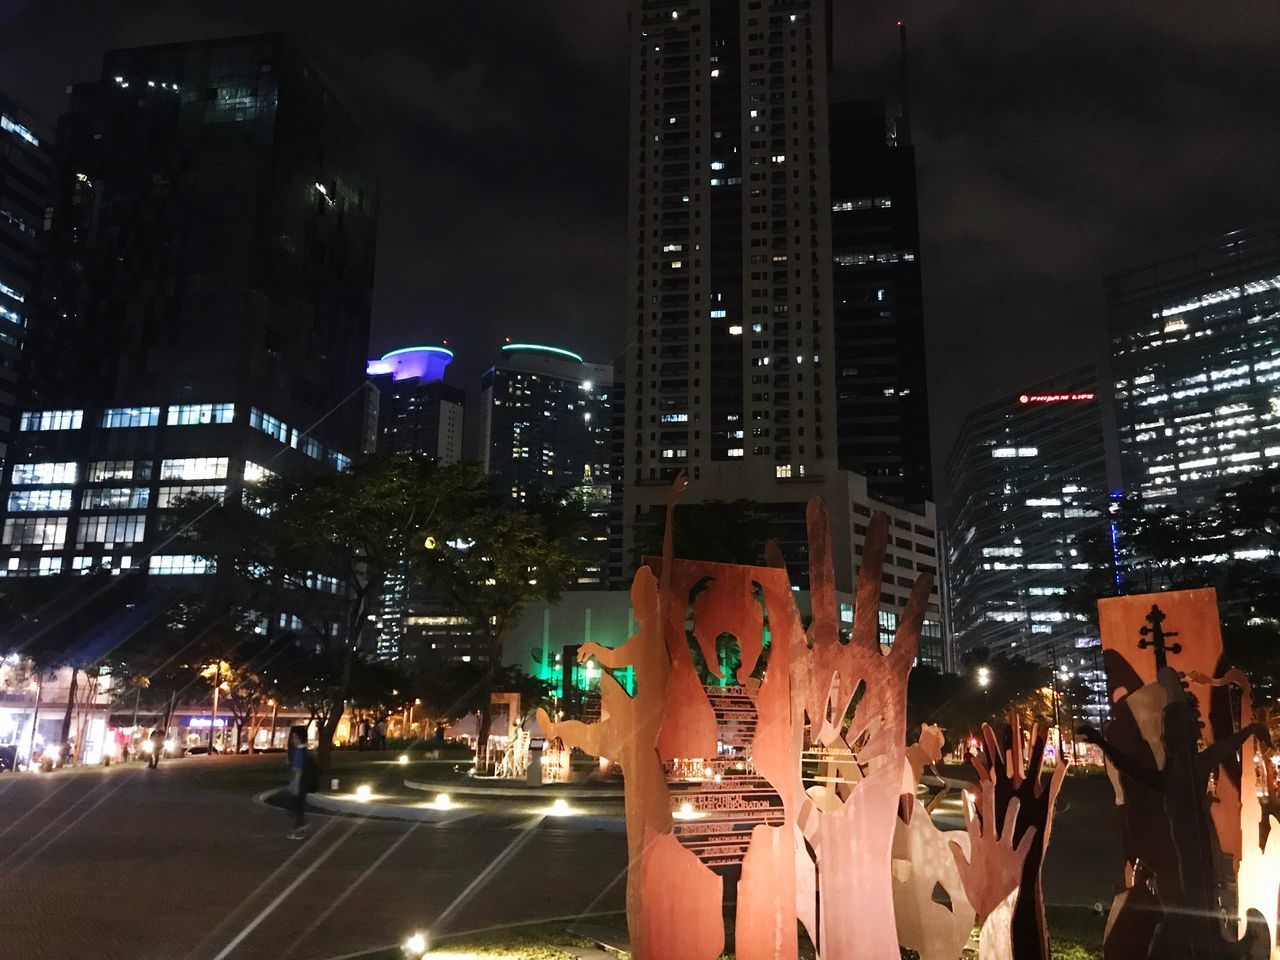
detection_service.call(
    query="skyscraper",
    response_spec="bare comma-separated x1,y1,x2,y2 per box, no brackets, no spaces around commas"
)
367,346,464,464
481,342,613,585
1,35,377,579
943,365,1109,664
1108,223,1280,510
365,344,464,660
0,92,53,475
622,0,842,575
829,96,931,505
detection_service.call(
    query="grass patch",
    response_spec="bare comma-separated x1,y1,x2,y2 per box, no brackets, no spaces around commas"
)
353,922,598,959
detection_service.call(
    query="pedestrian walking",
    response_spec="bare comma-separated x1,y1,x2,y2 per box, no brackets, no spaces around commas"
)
285,726,316,840
147,727,164,769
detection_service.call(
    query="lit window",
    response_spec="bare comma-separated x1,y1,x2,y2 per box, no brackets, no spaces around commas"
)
88,461,137,482
249,408,289,443
12,462,77,485
776,464,792,478
20,410,83,431
0,280,24,303
710,161,725,171
3,517,68,549
3,556,63,577
156,485,226,509
1,115,39,147
160,458,228,481
76,514,146,548
729,325,743,335
101,407,160,429
727,448,744,458
8,489,73,512
149,555,214,576
0,303,24,326
167,403,235,426
81,488,150,510
244,461,275,484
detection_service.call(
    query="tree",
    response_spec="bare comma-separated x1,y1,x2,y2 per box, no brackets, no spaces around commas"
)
417,494,586,766
188,454,482,773
906,654,1051,749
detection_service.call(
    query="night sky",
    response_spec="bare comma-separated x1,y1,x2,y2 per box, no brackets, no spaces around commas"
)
4,2,1280,479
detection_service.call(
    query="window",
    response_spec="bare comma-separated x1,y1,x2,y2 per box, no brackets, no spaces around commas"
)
101,407,160,428
167,403,235,426
249,408,289,443
89,461,141,482
20,410,83,432
4,556,63,577
82,488,150,510
156,485,226,509
160,458,228,481
76,514,147,547
243,461,275,484
9,489,73,512
149,555,214,576
3,517,68,549
330,451,351,471
12,462,77,485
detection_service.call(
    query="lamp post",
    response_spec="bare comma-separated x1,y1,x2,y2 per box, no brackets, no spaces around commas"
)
976,665,992,728
210,661,220,755
268,698,279,750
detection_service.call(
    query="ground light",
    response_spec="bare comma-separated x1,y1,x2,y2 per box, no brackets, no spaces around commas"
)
432,793,453,810
541,797,574,817
355,784,373,802
398,754,410,765
401,930,428,958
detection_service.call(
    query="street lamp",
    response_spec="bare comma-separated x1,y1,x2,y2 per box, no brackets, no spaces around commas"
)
977,666,991,688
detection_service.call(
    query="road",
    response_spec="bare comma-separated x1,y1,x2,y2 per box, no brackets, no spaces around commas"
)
0,757,1122,960
0,756,628,960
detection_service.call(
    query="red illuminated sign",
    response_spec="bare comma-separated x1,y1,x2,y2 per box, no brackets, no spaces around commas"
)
1019,392,1095,404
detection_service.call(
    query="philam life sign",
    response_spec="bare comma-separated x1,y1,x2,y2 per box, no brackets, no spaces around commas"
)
1018,391,1096,404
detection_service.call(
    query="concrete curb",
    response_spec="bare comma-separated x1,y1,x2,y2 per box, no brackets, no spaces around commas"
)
306,790,479,824
403,777,624,799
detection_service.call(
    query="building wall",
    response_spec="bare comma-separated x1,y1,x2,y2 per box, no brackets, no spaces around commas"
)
944,365,1109,664
1108,222,1280,510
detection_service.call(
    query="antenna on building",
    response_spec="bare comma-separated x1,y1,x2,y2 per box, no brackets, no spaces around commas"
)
897,20,912,146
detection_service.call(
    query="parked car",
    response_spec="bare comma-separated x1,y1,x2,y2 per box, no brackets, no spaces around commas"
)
0,743,16,772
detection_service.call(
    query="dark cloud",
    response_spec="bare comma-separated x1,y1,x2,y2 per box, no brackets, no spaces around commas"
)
3,1,1279,480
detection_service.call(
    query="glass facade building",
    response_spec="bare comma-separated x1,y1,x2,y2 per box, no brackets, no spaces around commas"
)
1108,223,1280,509
943,365,1109,663
0,35,377,581
0,92,53,477
830,98,931,506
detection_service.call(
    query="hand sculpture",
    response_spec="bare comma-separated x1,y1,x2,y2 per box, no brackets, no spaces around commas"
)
951,789,1036,960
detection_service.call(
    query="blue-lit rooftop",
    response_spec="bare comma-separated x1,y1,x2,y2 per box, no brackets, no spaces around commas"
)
367,345,454,382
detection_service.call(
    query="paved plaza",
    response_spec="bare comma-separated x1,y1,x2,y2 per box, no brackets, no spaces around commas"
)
0,756,1120,959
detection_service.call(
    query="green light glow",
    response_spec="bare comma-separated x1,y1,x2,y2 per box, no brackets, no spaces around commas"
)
500,343,584,363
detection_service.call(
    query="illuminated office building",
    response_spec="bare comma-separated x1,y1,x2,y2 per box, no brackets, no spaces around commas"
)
944,366,1108,663
367,345,464,464
481,342,613,586
0,92,52,475
1108,223,1280,509
0,35,377,580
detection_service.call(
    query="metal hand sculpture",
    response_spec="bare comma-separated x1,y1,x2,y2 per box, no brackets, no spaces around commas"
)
968,719,1067,960
792,501,932,960
951,789,1036,960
